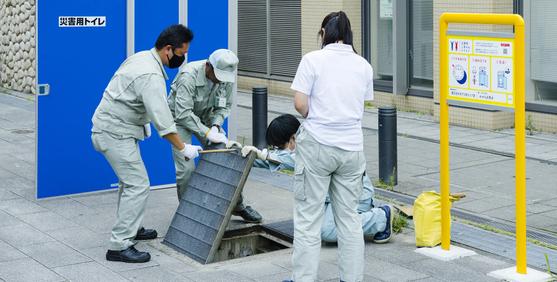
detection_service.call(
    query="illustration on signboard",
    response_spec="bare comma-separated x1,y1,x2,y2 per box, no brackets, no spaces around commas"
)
497,68,511,90
452,64,467,85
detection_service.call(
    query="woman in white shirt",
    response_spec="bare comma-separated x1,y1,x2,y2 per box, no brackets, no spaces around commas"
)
287,11,378,282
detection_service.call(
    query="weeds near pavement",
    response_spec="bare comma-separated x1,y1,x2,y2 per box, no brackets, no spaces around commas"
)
526,114,538,136
392,212,408,234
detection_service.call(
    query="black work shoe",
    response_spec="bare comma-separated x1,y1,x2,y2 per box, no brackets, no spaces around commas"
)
232,205,263,223
106,246,151,263
134,227,157,240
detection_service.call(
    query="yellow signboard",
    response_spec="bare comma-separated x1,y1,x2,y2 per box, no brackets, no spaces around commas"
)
447,35,515,109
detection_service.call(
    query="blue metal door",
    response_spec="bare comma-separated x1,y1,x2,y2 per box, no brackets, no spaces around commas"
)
37,1,127,198
36,0,231,198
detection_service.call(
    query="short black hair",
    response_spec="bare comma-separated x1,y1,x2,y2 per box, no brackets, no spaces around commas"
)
266,114,301,149
155,24,194,50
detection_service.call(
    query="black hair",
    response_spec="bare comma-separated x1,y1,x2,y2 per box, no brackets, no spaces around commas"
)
266,114,300,149
318,11,355,52
155,24,194,50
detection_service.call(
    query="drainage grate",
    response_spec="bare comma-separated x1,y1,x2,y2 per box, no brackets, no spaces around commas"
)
11,129,34,134
163,150,256,264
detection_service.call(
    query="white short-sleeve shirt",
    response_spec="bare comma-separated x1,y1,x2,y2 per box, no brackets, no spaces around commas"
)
291,43,374,151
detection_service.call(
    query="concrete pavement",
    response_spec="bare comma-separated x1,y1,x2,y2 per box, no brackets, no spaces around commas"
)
0,90,555,281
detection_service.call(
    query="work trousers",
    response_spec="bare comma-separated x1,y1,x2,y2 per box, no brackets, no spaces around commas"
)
171,125,245,211
321,203,386,242
91,132,150,251
292,126,365,282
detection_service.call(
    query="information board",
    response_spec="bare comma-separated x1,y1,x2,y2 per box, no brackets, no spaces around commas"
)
447,34,515,109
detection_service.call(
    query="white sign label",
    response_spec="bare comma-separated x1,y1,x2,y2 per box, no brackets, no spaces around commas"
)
380,0,393,19
59,16,106,27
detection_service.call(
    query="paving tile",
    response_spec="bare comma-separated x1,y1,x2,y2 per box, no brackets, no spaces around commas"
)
405,258,500,282
0,223,55,248
226,261,290,278
363,256,429,282
0,209,22,227
182,270,256,282
72,191,120,207
71,211,116,235
46,226,108,250
0,198,47,215
17,211,80,232
120,266,193,282
0,241,27,262
0,258,65,282
19,241,92,268
0,188,20,201
38,198,99,219
53,261,128,282
141,243,198,274
81,245,159,272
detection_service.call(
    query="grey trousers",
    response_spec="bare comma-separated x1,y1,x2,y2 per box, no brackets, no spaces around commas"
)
291,127,366,282
91,132,149,251
171,125,245,211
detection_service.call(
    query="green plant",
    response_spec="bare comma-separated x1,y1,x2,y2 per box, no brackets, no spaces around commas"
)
364,101,375,109
544,254,557,280
526,114,537,136
392,211,408,234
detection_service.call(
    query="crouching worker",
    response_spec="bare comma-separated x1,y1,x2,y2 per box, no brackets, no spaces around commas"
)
242,114,394,243
168,49,262,223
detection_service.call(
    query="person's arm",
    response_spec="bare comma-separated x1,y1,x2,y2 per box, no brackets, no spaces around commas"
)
211,83,233,127
291,55,313,118
163,132,185,150
294,91,309,118
172,75,211,137
137,74,182,150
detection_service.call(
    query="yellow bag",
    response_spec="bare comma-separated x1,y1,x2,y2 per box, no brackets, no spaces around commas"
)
413,191,459,247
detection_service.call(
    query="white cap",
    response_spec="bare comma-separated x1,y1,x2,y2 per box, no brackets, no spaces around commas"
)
208,49,239,83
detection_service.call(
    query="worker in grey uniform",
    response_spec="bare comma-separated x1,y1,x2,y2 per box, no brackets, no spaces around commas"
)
91,25,201,263
168,49,262,223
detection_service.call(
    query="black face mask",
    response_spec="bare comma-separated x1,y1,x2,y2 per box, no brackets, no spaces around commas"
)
167,49,185,69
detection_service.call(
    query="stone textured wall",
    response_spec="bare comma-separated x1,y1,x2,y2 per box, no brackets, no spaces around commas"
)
0,0,36,94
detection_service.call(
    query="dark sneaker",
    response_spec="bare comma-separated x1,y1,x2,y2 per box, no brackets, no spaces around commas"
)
106,246,151,263
134,227,157,240
232,205,263,223
282,280,294,282
373,205,394,244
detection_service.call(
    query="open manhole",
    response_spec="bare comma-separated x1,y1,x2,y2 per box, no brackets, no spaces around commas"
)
213,225,292,263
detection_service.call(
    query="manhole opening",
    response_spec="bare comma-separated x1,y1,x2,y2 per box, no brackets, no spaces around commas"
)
213,225,292,263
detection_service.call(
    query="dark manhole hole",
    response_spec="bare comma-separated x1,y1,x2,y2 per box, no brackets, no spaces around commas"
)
11,129,34,134
212,225,292,263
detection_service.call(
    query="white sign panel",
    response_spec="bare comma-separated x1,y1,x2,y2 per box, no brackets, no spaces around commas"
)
59,16,106,27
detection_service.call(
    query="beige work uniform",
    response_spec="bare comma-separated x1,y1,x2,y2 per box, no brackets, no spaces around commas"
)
91,48,178,251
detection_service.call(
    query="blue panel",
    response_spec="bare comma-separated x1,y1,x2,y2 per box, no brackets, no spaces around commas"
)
134,0,180,187
188,0,229,134
37,1,126,198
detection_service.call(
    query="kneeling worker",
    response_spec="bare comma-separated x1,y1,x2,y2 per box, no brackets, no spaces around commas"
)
92,25,202,263
168,49,262,223
243,114,394,243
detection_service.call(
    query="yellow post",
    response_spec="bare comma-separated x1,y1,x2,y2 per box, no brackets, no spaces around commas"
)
439,13,526,273
438,15,451,251
514,18,527,275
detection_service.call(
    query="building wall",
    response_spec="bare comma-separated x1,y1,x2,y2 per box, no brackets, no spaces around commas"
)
0,0,36,94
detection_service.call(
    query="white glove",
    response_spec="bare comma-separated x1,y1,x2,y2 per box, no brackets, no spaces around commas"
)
206,126,228,144
241,145,268,160
226,140,243,149
143,123,152,138
180,144,203,160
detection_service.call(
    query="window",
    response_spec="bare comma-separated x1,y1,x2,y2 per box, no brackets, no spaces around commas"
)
238,0,301,80
370,0,394,83
409,0,433,89
525,0,557,106
365,0,433,96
